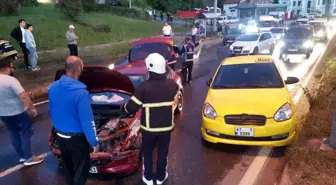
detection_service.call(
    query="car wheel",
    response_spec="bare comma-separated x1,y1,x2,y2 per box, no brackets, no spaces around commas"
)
252,47,259,55
174,90,183,114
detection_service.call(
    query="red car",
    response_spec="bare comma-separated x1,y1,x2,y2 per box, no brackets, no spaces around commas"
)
111,36,180,70
49,64,183,174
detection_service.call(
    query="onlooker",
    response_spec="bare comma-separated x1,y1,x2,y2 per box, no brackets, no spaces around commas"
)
0,52,44,166
152,9,156,20
162,22,172,37
160,11,164,21
10,19,30,71
191,25,198,44
48,56,99,185
217,23,223,38
66,25,79,56
24,24,40,71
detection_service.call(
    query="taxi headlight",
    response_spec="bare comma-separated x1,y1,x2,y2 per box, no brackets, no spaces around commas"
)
274,103,292,122
203,103,217,120
303,40,313,48
108,64,115,70
278,41,285,47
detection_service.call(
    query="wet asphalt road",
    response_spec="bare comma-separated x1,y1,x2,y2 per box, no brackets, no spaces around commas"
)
0,42,326,185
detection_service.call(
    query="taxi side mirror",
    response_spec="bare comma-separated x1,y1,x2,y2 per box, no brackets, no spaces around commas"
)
206,78,212,86
285,77,299,85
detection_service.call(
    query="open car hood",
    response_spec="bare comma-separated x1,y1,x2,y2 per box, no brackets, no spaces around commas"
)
55,66,135,94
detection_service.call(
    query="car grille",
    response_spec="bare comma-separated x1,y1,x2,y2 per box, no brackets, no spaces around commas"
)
233,46,243,53
224,114,267,126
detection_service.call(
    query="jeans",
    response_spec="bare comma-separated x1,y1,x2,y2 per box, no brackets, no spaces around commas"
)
19,43,30,69
0,112,33,159
181,61,193,84
27,47,38,68
192,35,196,44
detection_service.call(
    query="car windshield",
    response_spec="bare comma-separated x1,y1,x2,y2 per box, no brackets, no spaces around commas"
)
285,27,311,39
271,28,284,33
237,34,260,41
228,28,241,34
130,42,172,62
258,21,275,27
126,74,146,88
212,63,284,89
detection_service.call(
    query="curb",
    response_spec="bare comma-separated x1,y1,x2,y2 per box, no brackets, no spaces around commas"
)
279,164,292,185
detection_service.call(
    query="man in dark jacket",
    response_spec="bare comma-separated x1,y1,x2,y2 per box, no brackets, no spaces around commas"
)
179,38,199,85
10,19,30,71
121,53,179,185
48,56,100,185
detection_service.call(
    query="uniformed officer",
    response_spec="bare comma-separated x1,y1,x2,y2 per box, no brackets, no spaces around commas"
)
179,38,200,85
122,53,179,185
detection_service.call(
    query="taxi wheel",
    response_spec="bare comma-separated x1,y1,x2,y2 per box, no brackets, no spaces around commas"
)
252,47,259,55
174,91,183,114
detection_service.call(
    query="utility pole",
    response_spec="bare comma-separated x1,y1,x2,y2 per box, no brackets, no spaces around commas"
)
129,0,132,8
213,0,218,32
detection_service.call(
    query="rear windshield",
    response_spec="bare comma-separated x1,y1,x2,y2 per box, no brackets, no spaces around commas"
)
270,28,284,33
212,63,284,89
284,27,312,39
237,34,260,41
130,42,172,62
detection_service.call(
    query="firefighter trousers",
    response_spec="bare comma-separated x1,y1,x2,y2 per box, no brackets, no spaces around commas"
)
181,61,193,84
57,134,91,185
142,132,171,181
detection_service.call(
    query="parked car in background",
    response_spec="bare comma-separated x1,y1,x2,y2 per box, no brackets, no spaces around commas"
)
229,32,275,55
258,16,277,32
296,18,310,25
223,28,244,46
310,21,328,41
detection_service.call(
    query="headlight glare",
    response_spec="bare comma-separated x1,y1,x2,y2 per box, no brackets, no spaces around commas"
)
108,64,115,70
230,45,234,50
317,31,324,37
274,103,292,122
203,103,217,120
278,41,285,47
303,40,313,48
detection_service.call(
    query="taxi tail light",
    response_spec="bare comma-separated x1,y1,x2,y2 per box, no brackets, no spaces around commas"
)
203,103,217,120
274,103,292,122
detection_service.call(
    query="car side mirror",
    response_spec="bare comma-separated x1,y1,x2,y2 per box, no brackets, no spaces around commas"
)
285,77,299,85
206,78,212,86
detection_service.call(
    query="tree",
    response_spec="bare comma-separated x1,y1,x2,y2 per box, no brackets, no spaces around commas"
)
59,0,82,20
272,0,279,4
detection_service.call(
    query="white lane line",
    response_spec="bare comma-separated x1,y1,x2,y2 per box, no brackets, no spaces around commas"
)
238,44,325,185
33,100,49,106
0,151,52,178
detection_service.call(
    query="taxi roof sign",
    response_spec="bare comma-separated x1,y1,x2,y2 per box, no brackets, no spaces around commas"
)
222,55,273,65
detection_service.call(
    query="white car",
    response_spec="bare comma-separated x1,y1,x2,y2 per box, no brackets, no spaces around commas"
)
230,32,275,55
296,18,309,25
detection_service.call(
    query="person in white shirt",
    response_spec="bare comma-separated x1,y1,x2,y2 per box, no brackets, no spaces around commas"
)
24,24,40,71
162,22,172,37
191,25,198,44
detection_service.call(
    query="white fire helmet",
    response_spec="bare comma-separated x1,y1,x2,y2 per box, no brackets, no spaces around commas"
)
145,53,166,74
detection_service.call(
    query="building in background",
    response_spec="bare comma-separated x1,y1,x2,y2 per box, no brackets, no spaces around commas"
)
223,0,240,17
235,0,287,18
280,0,336,16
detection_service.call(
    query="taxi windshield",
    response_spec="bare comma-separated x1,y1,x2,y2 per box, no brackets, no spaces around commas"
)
212,63,284,89
129,42,172,62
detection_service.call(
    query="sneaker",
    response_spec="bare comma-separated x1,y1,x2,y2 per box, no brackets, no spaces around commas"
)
31,67,41,71
156,172,168,185
19,158,26,163
23,156,44,166
142,176,154,185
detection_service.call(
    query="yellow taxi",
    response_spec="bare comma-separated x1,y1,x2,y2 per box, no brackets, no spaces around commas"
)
201,55,299,147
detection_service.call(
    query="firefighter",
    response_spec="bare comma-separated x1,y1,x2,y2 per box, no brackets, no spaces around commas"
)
121,53,179,185
179,37,200,85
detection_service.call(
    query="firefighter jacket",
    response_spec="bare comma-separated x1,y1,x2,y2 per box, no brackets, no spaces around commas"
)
179,42,199,63
123,72,179,133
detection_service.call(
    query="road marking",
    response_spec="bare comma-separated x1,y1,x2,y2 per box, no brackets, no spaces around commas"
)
0,152,52,178
33,100,49,106
238,43,325,185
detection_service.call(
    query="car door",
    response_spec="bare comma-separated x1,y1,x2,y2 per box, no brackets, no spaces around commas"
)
258,34,267,51
263,33,274,49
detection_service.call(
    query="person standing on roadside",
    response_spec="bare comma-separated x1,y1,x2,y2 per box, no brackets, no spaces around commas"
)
121,53,179,185
66,25,79,56
10,19,30,71
162,22,172,37
160,11,164,21
217,22,223,38
24,24,40,71
48,56,100,185
191,25,198,44
0,46,44,166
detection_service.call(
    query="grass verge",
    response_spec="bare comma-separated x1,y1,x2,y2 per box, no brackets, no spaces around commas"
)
286,56,336,185
1,4,187,51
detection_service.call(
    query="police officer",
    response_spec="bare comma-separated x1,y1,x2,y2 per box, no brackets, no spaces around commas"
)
122,53,179,185
49,56,100,185
179,38,200,85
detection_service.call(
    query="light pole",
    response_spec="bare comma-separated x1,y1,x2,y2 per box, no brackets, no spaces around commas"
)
213,0,218,32
129,0,132,8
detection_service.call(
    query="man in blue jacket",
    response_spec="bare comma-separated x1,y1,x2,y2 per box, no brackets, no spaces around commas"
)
48,56,99,185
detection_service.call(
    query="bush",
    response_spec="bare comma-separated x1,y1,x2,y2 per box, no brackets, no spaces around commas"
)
22,0,39,7
58,0,82,20
92,24,111,32
83,0,96,12
96,4,144,19
0,0,19,15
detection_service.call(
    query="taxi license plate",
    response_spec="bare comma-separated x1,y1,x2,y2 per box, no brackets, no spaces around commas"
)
89,166,98,173
288,48,298,52
235,128,254,137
